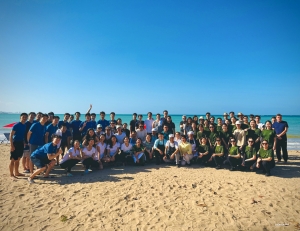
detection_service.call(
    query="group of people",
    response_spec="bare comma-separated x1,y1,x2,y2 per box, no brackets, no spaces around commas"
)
8,106,289,184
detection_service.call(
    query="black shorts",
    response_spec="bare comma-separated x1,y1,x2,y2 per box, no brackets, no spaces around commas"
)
10,141,24,160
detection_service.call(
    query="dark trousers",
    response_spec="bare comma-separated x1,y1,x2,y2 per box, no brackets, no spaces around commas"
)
212,155,223,166
154,150,164,164
82,157,98,169
60,159,80,172
118,151,132,163
197,154,211,165
243,160,256,169
276,138,288,161
227,156,241,168
252,161,275,173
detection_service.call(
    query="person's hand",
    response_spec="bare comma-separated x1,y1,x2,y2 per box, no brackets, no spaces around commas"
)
256,163,260,168
212,154,215,157
90,104,92,109
58,148,63,155
277,135,282,140
83,122,87,127
273,146,276,151
10,145,15,152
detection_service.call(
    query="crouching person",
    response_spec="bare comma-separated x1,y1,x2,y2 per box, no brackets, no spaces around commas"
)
28,134,62,184
60,140,81,176
163,134,180,166
252,140,275,176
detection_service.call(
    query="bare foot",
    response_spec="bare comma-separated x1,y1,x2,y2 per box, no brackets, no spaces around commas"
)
10,176,17,181
15,173,25,177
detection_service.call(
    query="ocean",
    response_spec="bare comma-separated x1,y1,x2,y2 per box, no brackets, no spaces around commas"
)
1,113,299,150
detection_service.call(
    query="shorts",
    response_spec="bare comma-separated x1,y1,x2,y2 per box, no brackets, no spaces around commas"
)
29,144,39,155
30,157,46,169
23,150,30,158
10,141,24,160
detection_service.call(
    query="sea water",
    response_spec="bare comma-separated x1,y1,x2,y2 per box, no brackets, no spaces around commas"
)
1,113,299,150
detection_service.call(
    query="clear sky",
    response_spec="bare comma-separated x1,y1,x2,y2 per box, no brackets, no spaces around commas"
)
1,0,299,115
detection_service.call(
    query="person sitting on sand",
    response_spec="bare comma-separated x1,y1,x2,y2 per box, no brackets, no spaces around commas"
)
241,138,257,170
105,135,120,163
120,136,133,165
163,134,180,166
252,140,275,176
59,140,81,176
143,134,154,162
96,134,107,167
81,138,99,174
227,138,241,171
9,113,28,180
28,134,62,183
132,138,146,165
178,135,193,166
208,137,224,169
153,132,167,165
82,128,99,147
197,137,210,165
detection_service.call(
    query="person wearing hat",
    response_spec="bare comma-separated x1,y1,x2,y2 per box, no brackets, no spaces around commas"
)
153,133,167,165
237,112,244,123
187,131,198,158
198,116,204,126
95,124,105,137
232,120,246,151
28,134,62,183
115,125,126,144
222,113,229,124
163,134,180,166
151,127,158,142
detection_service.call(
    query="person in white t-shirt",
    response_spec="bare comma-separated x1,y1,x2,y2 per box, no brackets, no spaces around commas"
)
59,140,81,176
96,134,106,169
255,115,264,130
120,136,133,165
115,125,126,144
81,139,98,174
163,134,180,165
144,112,154,134
106,135,120,163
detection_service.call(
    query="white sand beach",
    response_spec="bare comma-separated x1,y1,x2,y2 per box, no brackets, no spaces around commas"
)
0,144,300,231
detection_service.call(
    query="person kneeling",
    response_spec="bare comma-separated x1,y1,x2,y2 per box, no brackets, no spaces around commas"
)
28,134,62,184
60,140,81,176
252,140,275,176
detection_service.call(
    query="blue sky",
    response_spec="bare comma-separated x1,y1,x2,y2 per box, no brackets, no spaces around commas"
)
0,0,299,115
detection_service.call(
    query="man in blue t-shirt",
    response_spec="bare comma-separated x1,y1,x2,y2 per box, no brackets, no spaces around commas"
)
28,134,62,184
9,113,28,180
45,116,59,143
272,114,289,163
70,112,82,143
79,113,94,138
27,113,48,173
97,111,110,130
58,113,70,131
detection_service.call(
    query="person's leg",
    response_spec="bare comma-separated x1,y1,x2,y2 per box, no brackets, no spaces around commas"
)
154,150,161,165
228,156,238,170
29,144,38,173
213,156,223,168
29,166,46,181
91,160,100,168
175,153,180,165
9,159,16,179
275,139,282,161
183,154,193,165
14,158,24,176
281,139,288,162
44,160,56,177
261,161,271,175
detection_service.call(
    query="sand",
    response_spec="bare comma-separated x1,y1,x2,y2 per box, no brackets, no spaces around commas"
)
0,144,300,231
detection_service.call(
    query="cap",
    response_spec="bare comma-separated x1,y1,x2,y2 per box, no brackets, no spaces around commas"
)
116,125,122,129
187,131,194,135
223,112,228,116
97,124,102,128
55,129,62,136
199,116,204,119
152,128,158,132
238,112,242,116
235,121,241,125
169,134,174,138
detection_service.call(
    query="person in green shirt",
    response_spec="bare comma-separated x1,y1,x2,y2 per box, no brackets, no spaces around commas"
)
230,117,237,133
208,137,224,169
221,124,231,152
260,120,277,151
241,138,257,170
197,137,210,165
227,138,241,171
196,124,207,142
216,118,223,134
208,125,218,151
252,140,275,176
203,119,210,132
132,138,146,165
246,120,261,152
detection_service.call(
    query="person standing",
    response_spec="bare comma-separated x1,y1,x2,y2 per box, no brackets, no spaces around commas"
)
97,111,110,130
129,113,138,134
144,112,154,135
45,115,59,143
9,113,28,180
179,115,187,135
272,114,289,163
70,112,82,143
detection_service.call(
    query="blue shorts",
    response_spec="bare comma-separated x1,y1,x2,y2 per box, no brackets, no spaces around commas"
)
30,157,46,169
